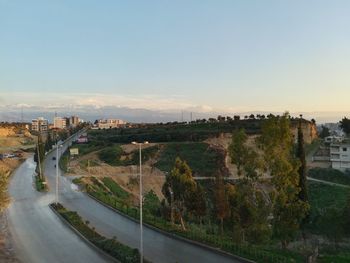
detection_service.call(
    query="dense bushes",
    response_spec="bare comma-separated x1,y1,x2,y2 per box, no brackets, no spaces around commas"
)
88,121,262,144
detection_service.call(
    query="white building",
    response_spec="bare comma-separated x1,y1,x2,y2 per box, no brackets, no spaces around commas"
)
330,141,350,171
97,119,126,129
31,117,48,132
54,117,68,129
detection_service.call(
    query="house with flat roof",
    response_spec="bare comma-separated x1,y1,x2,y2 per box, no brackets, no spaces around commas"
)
330,140,350,171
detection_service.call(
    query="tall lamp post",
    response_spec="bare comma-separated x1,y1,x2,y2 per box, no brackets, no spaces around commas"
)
56,144,63,204
131,141,149,263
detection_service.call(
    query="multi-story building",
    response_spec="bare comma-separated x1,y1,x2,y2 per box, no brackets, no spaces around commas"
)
330,140,350,171
54,117,68,129
97,119,126,129
70,116,80,127
31,117,48,132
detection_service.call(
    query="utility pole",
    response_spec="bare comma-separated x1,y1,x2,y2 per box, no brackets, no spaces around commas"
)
37,137,42,179
131,141,149,263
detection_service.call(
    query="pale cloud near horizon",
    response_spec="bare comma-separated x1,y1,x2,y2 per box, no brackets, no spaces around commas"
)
1,92,350,117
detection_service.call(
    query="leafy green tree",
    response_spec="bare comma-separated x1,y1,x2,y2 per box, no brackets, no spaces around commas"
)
214,173,230,235
229,181,271,244
259,113,309,249
296,118,309,204
45,132,53,152
340,117,350,135
144,190,161,216
162,157,197,230
228,128,271,243
34,136,45,178
228,129,248,175
187,184,206,226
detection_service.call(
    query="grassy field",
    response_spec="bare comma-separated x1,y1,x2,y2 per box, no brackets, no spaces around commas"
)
155,142,225,177
308,181,350,235
308,168,350,186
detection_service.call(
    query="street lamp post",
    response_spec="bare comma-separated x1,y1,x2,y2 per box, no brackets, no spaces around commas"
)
132,141,149,263
56,144,63,204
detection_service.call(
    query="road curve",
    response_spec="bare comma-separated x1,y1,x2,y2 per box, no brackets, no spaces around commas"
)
46,136,242,263
6,156,113,263
7,131,242,263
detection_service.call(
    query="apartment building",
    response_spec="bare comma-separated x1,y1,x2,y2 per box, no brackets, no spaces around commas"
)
54,117,68,129
70,116,80,127
97,119,126,129
31,117,48,132
330,140,350,171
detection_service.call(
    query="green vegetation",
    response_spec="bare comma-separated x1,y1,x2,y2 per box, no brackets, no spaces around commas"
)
35,175,47,192
319,252,350,263
98,145,124,165
51,203,147,263
308,168,350,186
308,181,350,233
340,117,350,135
59,150,70,173
156,143,224,177
77,174,298,263
73,142,105,155
98,144,159,166
101,177,130,199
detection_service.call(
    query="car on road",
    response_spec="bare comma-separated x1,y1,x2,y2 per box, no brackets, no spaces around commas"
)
52,157,56,160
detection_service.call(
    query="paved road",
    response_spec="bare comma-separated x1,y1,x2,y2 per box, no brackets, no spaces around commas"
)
6,156,112,263
7,132,241,263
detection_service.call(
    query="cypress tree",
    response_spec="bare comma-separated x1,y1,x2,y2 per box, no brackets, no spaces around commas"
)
296,116,308,203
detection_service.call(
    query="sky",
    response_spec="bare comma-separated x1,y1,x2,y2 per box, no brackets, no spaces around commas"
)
1,0,350,118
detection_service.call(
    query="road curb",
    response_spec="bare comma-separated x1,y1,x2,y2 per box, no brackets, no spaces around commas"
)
86,193,254,263
49,203,120,263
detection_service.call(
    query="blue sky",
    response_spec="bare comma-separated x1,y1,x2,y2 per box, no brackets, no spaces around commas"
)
1,0,350,114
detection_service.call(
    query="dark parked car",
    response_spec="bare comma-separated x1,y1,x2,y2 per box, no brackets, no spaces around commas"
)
52,156,56,160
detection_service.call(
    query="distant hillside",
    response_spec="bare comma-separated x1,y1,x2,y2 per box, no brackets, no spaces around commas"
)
89,118,317,144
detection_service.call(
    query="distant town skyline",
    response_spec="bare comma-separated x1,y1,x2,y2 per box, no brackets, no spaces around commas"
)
1,1,350,119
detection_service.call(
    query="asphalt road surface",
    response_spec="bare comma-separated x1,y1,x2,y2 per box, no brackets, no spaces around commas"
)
7,133,241,263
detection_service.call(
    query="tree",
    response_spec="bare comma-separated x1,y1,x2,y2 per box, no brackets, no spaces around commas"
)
319,125,330,138
296,118,310,240
233,115,240,121
229,181,271,244
228,129,248,176
45,132,53,152
340,117,350,135
187,184,206,226
144,190,161,216
34,135,45,178
214,173,230,235
259,113,309,249
162,157,197,230
296,118,309,204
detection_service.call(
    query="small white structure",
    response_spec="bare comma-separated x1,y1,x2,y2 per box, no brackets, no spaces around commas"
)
330,141,350,171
